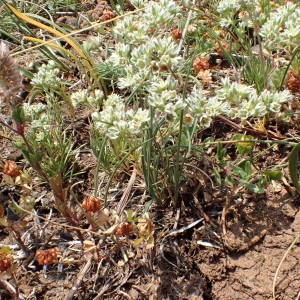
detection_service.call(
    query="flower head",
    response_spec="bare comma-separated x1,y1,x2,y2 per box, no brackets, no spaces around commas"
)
31,61,60,90
0,41,22,104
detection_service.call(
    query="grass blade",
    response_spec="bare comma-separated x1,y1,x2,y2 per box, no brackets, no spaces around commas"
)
288,143,300,194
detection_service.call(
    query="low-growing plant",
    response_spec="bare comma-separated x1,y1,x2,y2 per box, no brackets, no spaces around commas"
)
0,2,299,299
1,0,299,215
88,0,296,207
0,42,81,225
213,136,284,198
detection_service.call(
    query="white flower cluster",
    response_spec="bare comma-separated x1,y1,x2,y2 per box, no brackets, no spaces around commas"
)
127,0,181,28
23,102,51,141
23,102,47,120
22,102,51,139
147,76,178,111
130,0,146,8
31,61,60,90
216,0,259,28
70,89,104,108
184,88,228,128
215,78,292,119
143,0,181,27
92,94,149,140
260,3,300,51
92,0,182,140
92,0,293,142
30,114,51,130
82,36,103,53
109,0,182,91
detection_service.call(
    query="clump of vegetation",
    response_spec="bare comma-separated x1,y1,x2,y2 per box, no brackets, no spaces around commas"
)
0,0,299,298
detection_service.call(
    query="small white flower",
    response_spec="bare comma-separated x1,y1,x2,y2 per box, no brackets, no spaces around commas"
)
216,78,255,105
70,90,88,107
31,61,60,90
87,89,104,107
131,108,150,125
130,0,146,8
82,36,103,52
260,3,300,51
144,0,180,26
23,102,47,120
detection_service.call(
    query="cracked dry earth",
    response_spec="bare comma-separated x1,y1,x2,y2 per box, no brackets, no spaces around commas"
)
153,185,300,300
212,210,300,300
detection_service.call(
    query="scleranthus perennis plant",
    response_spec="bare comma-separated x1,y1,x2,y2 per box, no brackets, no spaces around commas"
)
260,2,300,52
88,0,295,205
215,78,292,120
0,45,81,226
90,0,189,203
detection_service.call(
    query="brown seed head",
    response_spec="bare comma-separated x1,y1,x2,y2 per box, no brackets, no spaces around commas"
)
171,28,182,40
82,196,101,212
193,57,210,73
115,223,133,236
159,64,169,72
3,160,20,178
286,71,300,93
0,253,12,272
100,9,116,22
0,41,23,104
147,28,155,35
35,248,59,266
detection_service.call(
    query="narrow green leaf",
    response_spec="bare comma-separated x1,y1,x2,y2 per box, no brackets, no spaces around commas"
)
264,170,282,181
288,143,300,194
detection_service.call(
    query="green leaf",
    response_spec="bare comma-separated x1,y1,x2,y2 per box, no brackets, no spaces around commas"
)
0,246,13,255
264,170,283,182
213,166,222,186
248,183,265,194
233,160,252,181
224,175,234,187
288,143,300,194
233,134,254,155
12,105,25,124
216,143,226,165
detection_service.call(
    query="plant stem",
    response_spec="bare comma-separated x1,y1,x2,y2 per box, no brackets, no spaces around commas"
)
173,110,184,205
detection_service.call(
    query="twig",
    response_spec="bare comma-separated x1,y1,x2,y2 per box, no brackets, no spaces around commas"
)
221,195,231,236
160,218,204,269
64,255,93,300
12,201,105,237
100,266,133,297
177,0,196,53
0,278,24,300
224,229,268,253
216,115,285,141
116,168,137,215
173,207,181,230
10,223,29,253
193,193,217,227
272,234,299,300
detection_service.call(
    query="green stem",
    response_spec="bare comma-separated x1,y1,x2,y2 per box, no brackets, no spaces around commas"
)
279,47,299,90
173,110,184,205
